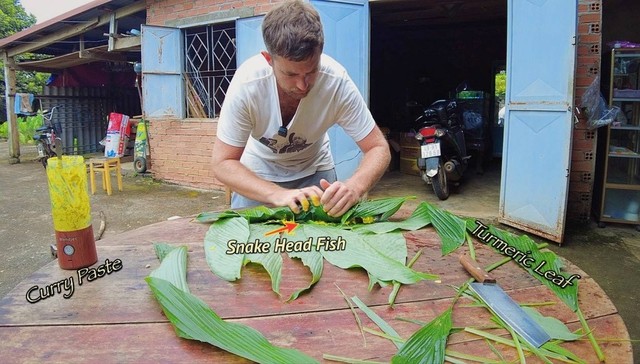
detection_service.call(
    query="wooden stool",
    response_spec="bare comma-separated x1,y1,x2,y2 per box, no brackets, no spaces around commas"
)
89,157,123,195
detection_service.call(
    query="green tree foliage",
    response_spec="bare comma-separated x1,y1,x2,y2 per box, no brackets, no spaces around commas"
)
1,0,43,122
0,0,36,38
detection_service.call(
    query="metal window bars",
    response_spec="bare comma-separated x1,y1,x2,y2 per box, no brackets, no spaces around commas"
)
184,23,237,118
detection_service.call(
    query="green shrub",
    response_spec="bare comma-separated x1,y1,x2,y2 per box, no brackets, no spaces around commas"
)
0,115,43,145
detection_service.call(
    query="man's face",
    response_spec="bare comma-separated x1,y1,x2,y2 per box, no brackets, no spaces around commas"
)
263,51,321,100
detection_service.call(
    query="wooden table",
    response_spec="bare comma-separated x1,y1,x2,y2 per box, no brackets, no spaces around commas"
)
0,216,633,363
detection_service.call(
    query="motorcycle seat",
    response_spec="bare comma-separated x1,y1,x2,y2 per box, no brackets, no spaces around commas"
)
33,134,48,140
36,126,49,132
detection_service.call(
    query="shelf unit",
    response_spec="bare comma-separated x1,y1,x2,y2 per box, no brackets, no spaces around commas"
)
596,48,640,228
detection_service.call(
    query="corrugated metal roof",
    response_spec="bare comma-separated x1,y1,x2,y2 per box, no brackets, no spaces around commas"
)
0,0,145,58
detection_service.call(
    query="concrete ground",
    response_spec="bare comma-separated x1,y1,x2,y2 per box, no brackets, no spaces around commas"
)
1,140,638,359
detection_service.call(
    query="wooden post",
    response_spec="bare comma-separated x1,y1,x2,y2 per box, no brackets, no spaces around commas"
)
2,52,20,164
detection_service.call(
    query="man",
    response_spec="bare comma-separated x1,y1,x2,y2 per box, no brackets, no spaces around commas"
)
212,0,390,217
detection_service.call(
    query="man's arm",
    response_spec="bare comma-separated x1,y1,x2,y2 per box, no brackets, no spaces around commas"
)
319,125,391,216
212,137,322,212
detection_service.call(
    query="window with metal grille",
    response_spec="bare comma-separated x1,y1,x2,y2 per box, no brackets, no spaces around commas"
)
184,22,236,118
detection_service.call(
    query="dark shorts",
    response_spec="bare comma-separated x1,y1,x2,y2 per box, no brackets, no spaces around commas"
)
230,168,337,209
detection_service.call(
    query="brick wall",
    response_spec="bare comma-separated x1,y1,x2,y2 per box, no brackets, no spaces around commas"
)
147,0,280,25
568,1,602,223
147,119,219,190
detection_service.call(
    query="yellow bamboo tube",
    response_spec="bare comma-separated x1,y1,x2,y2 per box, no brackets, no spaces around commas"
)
47,156,97,270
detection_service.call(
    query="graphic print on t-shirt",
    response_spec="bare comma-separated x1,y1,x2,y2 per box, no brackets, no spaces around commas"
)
259,131,311,154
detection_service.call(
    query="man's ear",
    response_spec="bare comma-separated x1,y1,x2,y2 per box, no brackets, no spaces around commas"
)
261,51,272,66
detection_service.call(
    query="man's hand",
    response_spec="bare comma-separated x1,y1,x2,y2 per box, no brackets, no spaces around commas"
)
272,185,324,214
319,179,359,217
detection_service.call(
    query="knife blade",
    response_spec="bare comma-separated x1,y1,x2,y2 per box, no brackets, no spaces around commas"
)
459,254,551,348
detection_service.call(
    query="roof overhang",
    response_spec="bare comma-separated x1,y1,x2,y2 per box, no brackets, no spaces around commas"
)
0,0,145,69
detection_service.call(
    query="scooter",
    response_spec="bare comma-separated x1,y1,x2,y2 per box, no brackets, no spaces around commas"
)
33,106,63,168
411,99,469,200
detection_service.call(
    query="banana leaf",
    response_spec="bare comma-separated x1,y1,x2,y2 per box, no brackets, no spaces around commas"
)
421,202,467,255
391,308,452,364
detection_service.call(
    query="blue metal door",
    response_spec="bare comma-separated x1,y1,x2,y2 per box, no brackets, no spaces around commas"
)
312,0,370,181
500,0,577,242
141,25,184,118
236,1,369,181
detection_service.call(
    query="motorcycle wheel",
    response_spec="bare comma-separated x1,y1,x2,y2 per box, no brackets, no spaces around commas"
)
431,161,450,200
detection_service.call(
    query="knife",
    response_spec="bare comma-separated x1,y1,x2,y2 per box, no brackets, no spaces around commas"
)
459,254,551,348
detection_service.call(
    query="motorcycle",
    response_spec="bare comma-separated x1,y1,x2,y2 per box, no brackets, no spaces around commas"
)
411,99,469,200
33,106,63,168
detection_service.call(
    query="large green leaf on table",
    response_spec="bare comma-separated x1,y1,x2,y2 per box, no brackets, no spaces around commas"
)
522,306,582,341
286,224,324,301
422,202,467,256
361,231,410,290
150,244,190,293
467,221,579,312
304,224,436,285
244,224,283,296
341,196,415,224
391,308,452,364
352,201,431,234
146,277,318,363
204,217,250,281
147,243,318,363
197,206,294,224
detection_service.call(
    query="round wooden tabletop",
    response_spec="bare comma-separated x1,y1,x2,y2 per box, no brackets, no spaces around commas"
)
0,216,633,363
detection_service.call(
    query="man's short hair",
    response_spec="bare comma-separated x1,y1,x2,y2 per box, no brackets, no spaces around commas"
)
262,0,324,61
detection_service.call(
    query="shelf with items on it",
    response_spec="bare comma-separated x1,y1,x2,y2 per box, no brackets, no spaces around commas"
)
595,47,640,229
609,145,640,157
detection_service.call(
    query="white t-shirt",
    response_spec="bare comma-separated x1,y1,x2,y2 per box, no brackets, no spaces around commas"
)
216,54,375,182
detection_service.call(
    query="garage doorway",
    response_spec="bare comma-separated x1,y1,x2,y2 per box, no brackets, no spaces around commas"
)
368,0,507,218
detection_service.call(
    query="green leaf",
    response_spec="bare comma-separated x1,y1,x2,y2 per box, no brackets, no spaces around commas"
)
352,202,431,234
422,202,467,255
521,307,582,341
305,225,436,285
204,217,249,281
149,244,189,293
286,225,324,301
154,242,178,262
146,277,319,364
468,221,579,312
244,224,283,296
195,210,241,223
341,196,414,224
392,308,452,364
351,296,403,349
197,206,294,224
